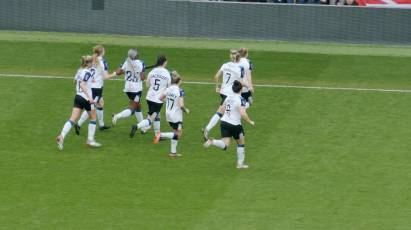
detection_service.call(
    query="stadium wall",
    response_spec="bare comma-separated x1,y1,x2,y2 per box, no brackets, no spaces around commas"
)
1,0,410,44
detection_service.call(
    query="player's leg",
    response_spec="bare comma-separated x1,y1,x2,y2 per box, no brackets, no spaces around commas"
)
158,123,175,141
86,106,101,148
112,107,133,126
133,93,144,123
170,128,182,157
203,121,231,150
57,107,82,150
57,96,85,150
151,102,163,135
156,122,182,157
203,94,226,140
113,93,138,126
235,127,248,169
153,114,161,135
205,137,230,150
77,110,88,127
130,101,153,138
96,96,110,130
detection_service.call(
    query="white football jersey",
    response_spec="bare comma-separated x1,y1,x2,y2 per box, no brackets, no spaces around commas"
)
91,56,108,89
239,57,253,93
75,68,94,101
221,94,246,126
146,67,171,103
121,59,145,92
219,62,244,96
165,85,185,123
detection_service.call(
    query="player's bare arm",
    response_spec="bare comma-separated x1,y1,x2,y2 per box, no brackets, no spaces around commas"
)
80,81,94,104
247,70,254,92
179,97,190,114
214,70,222,93
115,68,125,76
240,107,254,126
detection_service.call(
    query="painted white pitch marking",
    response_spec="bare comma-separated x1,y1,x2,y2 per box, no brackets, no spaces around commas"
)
1,73,411,93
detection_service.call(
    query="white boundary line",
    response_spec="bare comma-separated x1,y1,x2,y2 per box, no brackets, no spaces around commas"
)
1,73,411,93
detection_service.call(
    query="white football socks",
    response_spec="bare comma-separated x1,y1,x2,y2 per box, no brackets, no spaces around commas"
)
135,111,143,122
237,145,245,166
117,108,132,119
160,132,174,139
212,139,226,149
77,111,89,127
206,113,221,132
171,139,178,154
96,109,104,126
153,120,161,133
88,121,97,142
137,119,150,129
61,120,74,139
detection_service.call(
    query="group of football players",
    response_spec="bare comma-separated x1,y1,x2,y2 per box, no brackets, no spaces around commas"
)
56,45,254,169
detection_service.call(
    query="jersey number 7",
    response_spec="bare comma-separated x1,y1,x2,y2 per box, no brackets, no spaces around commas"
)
167,98,175,110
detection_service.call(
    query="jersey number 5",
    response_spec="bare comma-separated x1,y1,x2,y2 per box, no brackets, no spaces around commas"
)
226,104,231,116
153,79,160,91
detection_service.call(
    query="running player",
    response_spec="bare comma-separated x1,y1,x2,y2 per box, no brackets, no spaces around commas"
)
130,55,171,138
239,48,254,108
76,45,114,134
203,80,254,169
202,49,247,140
111,48,145,126
154,71,189,157
56,55,102,150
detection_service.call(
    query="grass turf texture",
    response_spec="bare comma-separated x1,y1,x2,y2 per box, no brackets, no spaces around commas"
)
1,31,411,229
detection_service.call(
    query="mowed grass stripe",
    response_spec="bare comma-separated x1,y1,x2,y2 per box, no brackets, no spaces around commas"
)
2,73,411,93
2,31,411,57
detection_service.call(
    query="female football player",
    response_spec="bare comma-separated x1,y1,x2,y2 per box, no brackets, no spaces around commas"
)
202,49,248,140
239,48,254,108
111,48,146,126
203,80,254,169
76,45,115,133
56,55,101,150
154,71,189,157
130,55,171,138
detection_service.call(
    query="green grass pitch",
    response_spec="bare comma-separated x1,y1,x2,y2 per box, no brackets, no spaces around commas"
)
1,31,411,229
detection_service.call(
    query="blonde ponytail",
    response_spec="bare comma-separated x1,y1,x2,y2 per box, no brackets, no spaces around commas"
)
230,49,240,62
92,45,105,68
80,55,93,68
171,70,181,84
239,48,248,58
